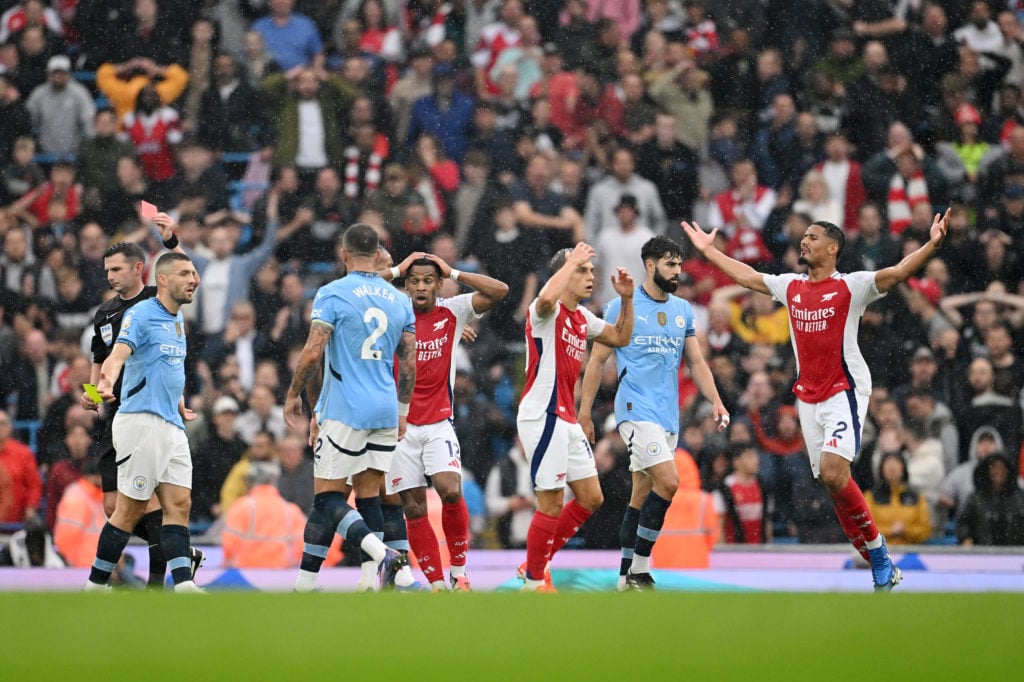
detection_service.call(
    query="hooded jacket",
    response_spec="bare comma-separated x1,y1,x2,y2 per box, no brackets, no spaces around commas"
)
956,453,1024,546
940,426,1006,520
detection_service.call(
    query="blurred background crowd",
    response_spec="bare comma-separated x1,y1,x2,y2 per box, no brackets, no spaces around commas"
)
1,0,1023,569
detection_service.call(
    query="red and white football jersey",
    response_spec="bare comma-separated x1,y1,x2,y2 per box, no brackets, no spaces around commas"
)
764,271,884,404
408,294,479,426
121,107,182,182
519,300,606,424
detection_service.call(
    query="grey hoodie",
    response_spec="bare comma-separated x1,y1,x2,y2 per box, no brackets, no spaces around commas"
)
939,426,1005,520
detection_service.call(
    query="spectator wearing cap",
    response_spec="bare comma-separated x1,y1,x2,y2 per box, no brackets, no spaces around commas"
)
594,194,655,306
251,0,324,72
893,346,944,410
979,183,1024,249
390,44,435,145
24,54,94,155
191,395,248,521
942,103,1000,194
406,63,476,164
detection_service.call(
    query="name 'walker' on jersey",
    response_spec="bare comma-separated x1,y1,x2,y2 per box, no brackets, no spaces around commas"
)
520,300,606,424
763,271,884,403
604,286,696,433
311,271,415,430
116,297,188,429
408,294,479,426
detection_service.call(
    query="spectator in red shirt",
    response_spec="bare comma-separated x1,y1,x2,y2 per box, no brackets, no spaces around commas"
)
0,411,42,524
713,441,769,543
43,423,91,530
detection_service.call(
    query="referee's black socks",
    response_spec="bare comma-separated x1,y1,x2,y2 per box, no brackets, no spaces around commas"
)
133,510,168,588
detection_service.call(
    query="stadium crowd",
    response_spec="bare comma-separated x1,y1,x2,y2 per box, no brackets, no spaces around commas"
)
2,0,1024,569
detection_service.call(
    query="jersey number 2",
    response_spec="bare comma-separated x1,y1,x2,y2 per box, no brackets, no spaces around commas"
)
361,307,388,360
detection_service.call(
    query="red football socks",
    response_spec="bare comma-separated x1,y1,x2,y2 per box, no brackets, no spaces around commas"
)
441,499,470,567
830,478,879,561
525,511,558,580
549,500,592,556
406,515,443,583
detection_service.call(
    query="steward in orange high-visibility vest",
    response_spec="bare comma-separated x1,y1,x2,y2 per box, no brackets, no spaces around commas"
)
54,475,106,567
222,462,306,568
651,447,720,569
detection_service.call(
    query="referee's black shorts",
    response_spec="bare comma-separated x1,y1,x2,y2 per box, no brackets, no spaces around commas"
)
94,417,118,493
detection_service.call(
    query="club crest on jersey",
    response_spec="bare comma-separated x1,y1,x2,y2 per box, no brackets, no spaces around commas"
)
433,319,447,331
821,292,838,301
657,312,667,326
100,323,113,346
675,315,685,328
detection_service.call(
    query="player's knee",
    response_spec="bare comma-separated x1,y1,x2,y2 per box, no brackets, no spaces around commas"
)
438,488,462,506
580,491,604,513
655,478,679,500
818,466,848,493
403,500,428,519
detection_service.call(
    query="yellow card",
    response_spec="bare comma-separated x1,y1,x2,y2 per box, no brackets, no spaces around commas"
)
83,384,104,403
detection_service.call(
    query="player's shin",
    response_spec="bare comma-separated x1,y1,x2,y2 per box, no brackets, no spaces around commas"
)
632,491,672,574
356,497,385,585
406,514,445,588
549,499,592,556
88,523,132,586
524,511,558,581
830,478,882,553
441,498,470,576
160,524,194,587
133,509,167,588
619,506,640,578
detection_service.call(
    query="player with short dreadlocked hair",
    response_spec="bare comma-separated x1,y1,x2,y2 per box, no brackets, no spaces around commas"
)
379,250,508,591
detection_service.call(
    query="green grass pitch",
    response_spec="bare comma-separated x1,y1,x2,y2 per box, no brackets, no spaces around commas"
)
3,592,1021,680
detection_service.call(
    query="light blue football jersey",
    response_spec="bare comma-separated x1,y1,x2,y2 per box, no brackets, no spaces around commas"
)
604,287,696,433
311,271,416,429
116,298,188,429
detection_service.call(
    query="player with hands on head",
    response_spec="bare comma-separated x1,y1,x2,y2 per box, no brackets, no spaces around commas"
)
379,250,508,591
579,235,728,591
680,209,950,591
516,242,635,591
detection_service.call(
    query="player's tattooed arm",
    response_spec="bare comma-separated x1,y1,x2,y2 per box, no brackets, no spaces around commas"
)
396,330,417,405
284,322,331,430
305,357,323,412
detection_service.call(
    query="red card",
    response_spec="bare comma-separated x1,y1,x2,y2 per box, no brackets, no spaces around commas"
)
139,201,158,220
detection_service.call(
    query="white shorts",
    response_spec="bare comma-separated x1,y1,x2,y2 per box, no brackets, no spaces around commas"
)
314,419,397,481
618,420,678,473
112,412,191,501
797,390,869,477
518,415,597,490
386,420,462,494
